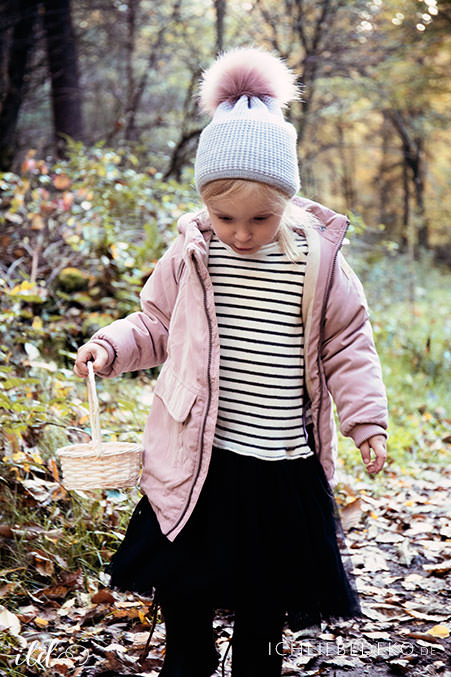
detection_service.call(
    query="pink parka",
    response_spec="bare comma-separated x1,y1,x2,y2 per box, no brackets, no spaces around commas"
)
91,197,388,541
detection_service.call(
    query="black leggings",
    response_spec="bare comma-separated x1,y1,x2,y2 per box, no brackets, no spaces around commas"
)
159,594,285,677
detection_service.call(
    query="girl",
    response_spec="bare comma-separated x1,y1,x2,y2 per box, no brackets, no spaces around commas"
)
74,48,388,677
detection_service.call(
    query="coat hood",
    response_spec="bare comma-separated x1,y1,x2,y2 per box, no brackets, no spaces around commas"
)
292,196,349,245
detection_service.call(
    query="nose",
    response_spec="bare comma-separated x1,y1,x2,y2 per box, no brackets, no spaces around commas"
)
234,224,252,243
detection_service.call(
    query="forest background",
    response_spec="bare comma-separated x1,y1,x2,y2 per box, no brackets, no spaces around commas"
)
0,1,450,674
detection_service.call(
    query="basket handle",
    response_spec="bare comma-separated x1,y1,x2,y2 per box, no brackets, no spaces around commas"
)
87,360,102,452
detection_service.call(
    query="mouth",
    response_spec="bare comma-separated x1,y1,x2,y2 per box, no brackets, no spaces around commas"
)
233,245,254,252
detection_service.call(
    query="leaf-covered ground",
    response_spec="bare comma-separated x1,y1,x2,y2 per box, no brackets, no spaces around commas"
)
1,457,450,677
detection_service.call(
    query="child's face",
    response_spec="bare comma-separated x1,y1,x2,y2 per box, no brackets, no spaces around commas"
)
204,189,283,255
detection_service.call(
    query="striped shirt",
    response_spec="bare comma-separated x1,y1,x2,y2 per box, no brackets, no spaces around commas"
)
208,232,314,461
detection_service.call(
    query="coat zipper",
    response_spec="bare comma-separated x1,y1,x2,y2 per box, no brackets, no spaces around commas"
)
165,256,213,537
315,222,349,456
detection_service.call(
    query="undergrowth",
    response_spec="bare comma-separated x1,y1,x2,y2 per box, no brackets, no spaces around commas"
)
0,150,450,668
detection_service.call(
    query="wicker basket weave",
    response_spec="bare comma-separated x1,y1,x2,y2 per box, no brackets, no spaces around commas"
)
57,362,143,490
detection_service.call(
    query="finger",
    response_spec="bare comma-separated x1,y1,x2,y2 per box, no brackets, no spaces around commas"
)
360,440,372,466
74,348,94,377
74,361,89,378
371,440,387,474
364,439,386,474
92,353,106,371
74,364,87,378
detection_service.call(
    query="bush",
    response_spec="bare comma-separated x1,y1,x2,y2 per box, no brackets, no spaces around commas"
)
0,142,199,361
0,142,199,479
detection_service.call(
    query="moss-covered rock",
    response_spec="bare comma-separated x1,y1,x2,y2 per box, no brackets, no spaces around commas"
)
57,267,91,292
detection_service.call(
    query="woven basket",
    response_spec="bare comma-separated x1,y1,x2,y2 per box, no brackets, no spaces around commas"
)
57,361,143,490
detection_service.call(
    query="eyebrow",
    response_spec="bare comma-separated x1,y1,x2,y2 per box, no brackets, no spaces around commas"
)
211,210,273,218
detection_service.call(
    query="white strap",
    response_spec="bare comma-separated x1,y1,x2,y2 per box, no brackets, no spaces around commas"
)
87,361,102,453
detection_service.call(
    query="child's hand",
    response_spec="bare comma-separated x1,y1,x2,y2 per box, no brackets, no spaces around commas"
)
359,435,387,475
74,342,109,378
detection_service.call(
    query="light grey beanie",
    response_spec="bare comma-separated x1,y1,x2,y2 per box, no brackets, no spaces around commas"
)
194,48,300,198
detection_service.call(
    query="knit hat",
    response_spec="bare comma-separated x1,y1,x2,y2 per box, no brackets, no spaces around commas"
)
194,47,300,198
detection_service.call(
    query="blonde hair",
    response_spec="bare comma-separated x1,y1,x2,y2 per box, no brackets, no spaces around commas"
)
200,179,317,262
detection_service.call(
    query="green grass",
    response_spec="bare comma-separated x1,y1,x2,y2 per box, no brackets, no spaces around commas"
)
336,255,451,485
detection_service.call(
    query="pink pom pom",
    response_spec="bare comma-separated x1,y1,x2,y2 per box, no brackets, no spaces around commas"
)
199,47,299,116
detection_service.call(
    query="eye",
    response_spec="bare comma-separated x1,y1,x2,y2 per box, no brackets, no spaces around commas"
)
254,215,270,222
218,215,233,222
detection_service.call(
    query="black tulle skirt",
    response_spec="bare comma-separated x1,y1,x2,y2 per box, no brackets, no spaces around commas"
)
107,445,362,631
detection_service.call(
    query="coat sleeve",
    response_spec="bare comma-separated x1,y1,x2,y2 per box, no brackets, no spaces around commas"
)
89,237,184,378
320,252,388,447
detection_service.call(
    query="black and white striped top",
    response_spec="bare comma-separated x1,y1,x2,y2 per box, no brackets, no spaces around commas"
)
208,232,314,461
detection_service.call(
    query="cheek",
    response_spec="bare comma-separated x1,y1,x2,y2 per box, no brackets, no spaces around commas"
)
212,222,232,241
213,221,227,235
264,221,281,240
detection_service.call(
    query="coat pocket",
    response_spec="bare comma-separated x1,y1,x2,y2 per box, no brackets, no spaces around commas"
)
152,365,201,465
154,368,198,422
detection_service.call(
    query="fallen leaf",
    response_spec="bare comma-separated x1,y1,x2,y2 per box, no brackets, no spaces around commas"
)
324,655,361,668
0,525,13,538
29,550,55,576
341,498,362,530
115,600,143,608
396,538,417,566
111,607,141,619
375,531,405,543
20,478,61,504
426,624,449,639
416,639,446,651
59,568,83,589
31,214,45,230
387,658,412,673
91,589,116,604
403,607,449,622
0,583,16,598
362,602,411,622
0,605,21,635
423,560,451,575
11,525,63,541
48,457,61,483
362,550,389,571
37,584,69,600
404,520,435,536
401,573,425,590
53,174,71,190
363,631,391,640
48,657,75,674
24,342,40,360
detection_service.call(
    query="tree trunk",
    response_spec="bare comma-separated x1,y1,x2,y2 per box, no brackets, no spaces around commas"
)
0,0,11,96
164,67,202,180
0,0,38,170
42,0,83,155
293,0,335,143
401,152,410,250
377,111,399,239
163,128,202,181
124,0,138,142
123,0,180,143
412,136,428,249
336,121,355,211
386,109,428,251
214,0,226,54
